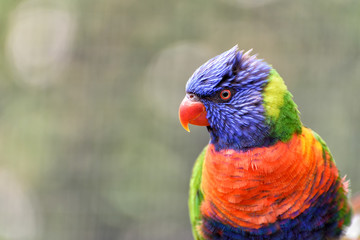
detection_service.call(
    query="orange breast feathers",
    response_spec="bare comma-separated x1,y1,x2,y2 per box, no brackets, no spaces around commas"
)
200,127,339,229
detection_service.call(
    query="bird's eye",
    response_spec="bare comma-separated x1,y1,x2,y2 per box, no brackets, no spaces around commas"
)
220,89,231,100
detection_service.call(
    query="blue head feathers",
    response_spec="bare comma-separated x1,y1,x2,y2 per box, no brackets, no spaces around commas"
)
185,45,274,151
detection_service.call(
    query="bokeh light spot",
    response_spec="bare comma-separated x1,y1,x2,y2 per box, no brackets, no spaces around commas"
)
6,2,76,87
0,170,40,240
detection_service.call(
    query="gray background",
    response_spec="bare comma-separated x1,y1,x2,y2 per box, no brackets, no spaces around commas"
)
0,0,359,239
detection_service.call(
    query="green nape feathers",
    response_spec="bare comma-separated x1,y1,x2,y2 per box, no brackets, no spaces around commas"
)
263,69,302,142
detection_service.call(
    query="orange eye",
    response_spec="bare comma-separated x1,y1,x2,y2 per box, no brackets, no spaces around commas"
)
220,89,231,100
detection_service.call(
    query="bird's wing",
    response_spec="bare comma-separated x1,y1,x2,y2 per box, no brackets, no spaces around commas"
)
311,129,353,229
189,146,207,240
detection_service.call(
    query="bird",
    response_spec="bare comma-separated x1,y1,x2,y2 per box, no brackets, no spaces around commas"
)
178,45,352,240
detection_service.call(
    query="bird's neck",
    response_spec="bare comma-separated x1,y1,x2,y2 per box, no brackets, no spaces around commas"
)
208,90,302,151
207,124,275,151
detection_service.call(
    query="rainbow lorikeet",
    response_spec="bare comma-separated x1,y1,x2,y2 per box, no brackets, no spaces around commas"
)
178,46,352,240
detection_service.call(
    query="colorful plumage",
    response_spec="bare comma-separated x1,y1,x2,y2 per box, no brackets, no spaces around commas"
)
178,46,352,240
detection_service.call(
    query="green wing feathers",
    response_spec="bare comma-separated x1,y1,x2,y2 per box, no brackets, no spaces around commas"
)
189,146,207,240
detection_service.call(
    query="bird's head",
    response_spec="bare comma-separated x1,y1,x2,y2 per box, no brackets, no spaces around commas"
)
179,45,301,151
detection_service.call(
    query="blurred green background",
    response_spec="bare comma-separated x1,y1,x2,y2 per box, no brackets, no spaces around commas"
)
0,0,359,239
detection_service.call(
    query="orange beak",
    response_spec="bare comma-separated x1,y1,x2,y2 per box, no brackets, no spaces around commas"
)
179,94,210,132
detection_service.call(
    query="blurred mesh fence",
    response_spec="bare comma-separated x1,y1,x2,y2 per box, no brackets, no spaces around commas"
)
0,0,359,239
